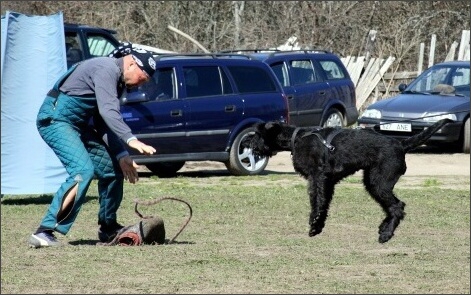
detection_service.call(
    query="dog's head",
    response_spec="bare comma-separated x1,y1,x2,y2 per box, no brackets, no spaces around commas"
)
249,121,293,157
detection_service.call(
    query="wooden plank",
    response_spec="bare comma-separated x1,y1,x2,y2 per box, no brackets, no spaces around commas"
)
356,59,376,101
417,43,425,74
463,44,470,61
428,34,436,68
341,56,352,67
458,30,470,60
356,58,382,102
349,56,365,86
360,57,385,101
356,57,375,86
356,56,395,109
445,41,459,61
342,55,365,86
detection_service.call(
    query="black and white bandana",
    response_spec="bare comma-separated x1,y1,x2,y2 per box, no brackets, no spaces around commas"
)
130,48,156,77
108,42,133,58
109,42,156,77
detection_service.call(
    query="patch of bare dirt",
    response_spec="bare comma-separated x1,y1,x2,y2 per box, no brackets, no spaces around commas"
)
139,149,470,190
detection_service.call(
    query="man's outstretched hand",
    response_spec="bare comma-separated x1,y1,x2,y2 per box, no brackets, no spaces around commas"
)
128,139,156,155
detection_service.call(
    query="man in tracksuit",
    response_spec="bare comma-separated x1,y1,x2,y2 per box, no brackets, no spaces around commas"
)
29,47,157,248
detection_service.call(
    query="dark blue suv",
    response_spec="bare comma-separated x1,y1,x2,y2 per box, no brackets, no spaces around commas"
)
121,54,289,177
222,49,358,127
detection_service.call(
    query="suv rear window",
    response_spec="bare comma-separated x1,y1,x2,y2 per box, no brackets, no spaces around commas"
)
318,60,347,79
228,66,277,93
183,66,233,97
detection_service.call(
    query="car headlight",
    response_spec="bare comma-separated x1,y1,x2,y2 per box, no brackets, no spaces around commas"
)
423,112,457,122
360,109,382,119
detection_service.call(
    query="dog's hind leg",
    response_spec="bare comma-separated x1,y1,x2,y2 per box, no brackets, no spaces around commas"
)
377,201,405,243
363,167,406,243
307,174,334,237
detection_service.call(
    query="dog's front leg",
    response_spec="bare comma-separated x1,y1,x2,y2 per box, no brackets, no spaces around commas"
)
307,174,333,237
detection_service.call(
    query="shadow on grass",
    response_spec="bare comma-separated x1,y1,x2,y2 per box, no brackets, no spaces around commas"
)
409,144,463,154
1,195,98,205
69,239,196,246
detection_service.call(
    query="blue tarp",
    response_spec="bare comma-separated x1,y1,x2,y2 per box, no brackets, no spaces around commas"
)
1,11,68,195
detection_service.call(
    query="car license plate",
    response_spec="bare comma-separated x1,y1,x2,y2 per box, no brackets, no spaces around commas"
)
380,122,412,132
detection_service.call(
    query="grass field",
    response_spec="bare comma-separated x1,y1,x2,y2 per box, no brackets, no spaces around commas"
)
1,173,469,294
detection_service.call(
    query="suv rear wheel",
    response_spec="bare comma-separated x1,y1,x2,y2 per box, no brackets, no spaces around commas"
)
322,109,344,127
225,127,269,176
146,161,185,178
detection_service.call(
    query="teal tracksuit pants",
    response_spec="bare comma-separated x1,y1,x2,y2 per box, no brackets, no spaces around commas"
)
36,65,124,235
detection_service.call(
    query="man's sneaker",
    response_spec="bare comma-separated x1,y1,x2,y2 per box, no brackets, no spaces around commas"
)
28,231,60,248
98,222,124,242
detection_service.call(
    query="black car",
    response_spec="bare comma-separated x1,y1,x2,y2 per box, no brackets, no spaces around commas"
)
64,23,120,68
221,49,359,127
358,61,470,153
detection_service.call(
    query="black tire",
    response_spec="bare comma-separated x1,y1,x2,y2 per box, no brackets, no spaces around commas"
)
224,127,269,176
322,109,344,127
463,118,470,154
146,161,185,178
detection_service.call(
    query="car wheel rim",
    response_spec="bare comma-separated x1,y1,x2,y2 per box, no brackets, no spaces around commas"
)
325,113,342,127
238,134,267,171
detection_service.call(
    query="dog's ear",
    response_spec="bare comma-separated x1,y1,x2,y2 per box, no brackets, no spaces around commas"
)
254,122,265,133
264,121,282,134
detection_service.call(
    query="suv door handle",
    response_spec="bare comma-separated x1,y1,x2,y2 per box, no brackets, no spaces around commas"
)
286,95,294,100
225,105,236,112
318,91,326,95
170,110,182,117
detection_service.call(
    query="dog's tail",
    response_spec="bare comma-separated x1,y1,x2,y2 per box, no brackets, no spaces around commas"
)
401,118,453,152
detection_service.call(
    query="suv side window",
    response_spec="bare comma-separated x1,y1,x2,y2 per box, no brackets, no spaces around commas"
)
228,66,277,93
270,62,289,87
289,60,318,85
184,66,225,97
139,68,176,101
86,33,118,57
318,60,346,80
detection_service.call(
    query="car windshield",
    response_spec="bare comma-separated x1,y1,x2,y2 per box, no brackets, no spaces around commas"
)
406,64,470,97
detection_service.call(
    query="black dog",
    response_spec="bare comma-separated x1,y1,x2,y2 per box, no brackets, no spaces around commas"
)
249,119,453,243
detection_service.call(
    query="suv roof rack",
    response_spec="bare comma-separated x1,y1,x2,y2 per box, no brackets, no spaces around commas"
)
220,49,280,53
155,53,253,61
220,49,332,57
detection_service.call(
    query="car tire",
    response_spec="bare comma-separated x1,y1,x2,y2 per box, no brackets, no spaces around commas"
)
322,109,344,127
463,118,470,154
146,161,185,178
225,127,269,176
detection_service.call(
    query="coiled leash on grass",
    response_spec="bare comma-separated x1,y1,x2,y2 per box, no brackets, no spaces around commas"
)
98,197,193,246
134,197,193,244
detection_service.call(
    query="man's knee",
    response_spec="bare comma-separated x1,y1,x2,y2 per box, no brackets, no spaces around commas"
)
75,168,95,183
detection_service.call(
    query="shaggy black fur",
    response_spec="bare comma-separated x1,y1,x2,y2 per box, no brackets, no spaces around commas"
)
249,119,453,243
